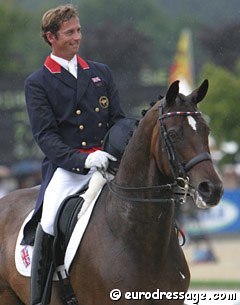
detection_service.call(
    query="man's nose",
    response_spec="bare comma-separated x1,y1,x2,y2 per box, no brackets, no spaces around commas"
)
73,31,81,40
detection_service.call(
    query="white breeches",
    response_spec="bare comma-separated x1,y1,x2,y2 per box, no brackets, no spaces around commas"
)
41,167,95,236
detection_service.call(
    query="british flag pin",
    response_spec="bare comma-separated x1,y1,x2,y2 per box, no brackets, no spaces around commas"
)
92,76,101,83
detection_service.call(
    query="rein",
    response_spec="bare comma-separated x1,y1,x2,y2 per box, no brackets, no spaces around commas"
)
106,105,212,205
107,179,187,204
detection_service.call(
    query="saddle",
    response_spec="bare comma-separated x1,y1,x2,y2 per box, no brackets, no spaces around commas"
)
38,191,86,305
52,191,86,267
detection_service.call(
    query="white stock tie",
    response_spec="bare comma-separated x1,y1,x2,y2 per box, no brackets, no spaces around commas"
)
67,60,77,78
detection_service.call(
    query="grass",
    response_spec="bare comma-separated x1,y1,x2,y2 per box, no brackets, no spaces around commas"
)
190,280,240,289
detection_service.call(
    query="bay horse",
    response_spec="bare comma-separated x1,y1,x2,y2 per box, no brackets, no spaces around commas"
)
0,80,223,305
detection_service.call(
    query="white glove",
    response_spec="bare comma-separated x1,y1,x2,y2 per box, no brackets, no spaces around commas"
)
84,150,117,171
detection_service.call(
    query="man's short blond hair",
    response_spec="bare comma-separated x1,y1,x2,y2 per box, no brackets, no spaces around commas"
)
41,4,79,45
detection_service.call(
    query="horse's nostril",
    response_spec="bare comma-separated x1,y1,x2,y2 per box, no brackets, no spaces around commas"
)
198,181,212,195
198,180,223,205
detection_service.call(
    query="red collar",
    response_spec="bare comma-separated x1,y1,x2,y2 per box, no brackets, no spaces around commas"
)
77,56,89,70
44,55,89,73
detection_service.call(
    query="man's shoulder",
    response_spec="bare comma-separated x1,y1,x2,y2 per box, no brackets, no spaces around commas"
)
85,59,108,72
25,66,46,83
84,60,114,81
25,64,56,86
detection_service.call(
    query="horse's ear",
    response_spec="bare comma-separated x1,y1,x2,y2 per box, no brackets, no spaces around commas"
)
190,79,209,104
165,80,179,106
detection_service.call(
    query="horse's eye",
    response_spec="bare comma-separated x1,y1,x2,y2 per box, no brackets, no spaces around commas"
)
167,130,179,142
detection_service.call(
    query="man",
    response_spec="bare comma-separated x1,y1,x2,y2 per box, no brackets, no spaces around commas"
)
24,4,125,305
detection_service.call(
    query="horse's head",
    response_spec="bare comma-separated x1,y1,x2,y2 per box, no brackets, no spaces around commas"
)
152,79,223,208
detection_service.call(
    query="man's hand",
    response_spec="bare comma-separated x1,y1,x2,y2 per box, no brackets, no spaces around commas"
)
84,150,117,171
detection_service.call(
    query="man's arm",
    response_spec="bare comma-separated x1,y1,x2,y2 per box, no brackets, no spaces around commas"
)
25,77,89,174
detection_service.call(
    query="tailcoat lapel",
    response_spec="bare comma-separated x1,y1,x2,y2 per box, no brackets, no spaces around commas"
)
44,55,91,96
44,56,77,89
76,55,91,101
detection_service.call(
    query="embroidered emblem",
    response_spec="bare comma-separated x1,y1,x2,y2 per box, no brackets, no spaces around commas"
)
99,96,109,108
92,76,101,83
21,246,31,268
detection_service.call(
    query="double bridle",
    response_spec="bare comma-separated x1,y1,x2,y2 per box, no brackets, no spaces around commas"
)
107,105,212,205
159,105,211,181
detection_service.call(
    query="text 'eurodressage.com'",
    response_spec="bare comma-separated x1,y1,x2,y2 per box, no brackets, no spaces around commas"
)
109,289,238,304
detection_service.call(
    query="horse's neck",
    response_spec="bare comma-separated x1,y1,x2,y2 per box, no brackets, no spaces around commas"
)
115,117,157,186
108,114,175,257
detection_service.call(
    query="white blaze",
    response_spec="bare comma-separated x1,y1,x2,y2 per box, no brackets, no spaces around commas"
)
187,116,197,131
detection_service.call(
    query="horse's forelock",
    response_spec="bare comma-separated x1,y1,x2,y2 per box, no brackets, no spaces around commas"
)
165,93,198,112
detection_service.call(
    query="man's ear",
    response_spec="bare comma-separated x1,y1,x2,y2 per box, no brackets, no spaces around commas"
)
45,31,55,45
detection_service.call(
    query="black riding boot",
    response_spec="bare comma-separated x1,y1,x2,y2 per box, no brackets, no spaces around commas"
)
30,223,54,305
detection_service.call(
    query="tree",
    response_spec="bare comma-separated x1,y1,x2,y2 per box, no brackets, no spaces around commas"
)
199,63,240,145
81,23,151,83
79,0,174,71
199,22,240,72
0,3,48,78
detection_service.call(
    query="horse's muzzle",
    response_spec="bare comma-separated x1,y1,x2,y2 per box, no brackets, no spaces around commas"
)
197,180,224,207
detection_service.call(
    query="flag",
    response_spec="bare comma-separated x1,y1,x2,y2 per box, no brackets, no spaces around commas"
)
169,28,194,95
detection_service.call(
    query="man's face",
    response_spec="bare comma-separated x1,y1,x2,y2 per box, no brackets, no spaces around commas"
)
47,16,82,60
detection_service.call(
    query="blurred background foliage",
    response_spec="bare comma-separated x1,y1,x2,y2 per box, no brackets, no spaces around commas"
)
0,0,240,167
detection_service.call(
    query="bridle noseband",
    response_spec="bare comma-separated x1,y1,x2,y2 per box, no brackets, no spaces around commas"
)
107,105,212,205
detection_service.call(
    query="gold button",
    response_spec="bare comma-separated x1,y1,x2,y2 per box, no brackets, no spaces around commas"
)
95,107,100,112
98,122,102,127
76,109,81,115
76,168,80,172
82,141,87,147
79,124,84,130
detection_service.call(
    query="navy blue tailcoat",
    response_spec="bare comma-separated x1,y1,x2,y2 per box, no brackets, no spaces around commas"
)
23,55,125,244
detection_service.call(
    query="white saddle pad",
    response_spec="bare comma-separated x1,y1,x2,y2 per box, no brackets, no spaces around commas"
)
15,171,107,279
